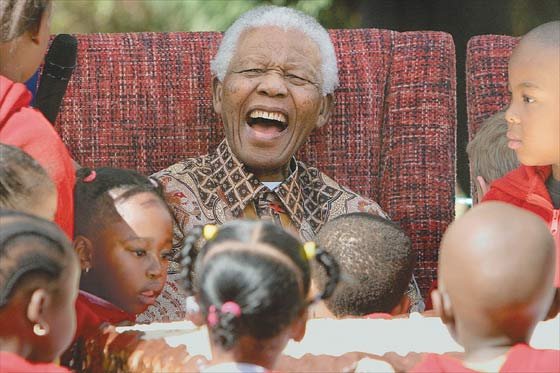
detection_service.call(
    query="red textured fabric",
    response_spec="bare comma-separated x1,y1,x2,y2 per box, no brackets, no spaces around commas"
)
0,75,75,238
54,30,456,296
466,35,519,137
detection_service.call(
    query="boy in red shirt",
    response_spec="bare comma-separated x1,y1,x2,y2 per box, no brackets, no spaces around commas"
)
483,21,560,312
412,202,559,372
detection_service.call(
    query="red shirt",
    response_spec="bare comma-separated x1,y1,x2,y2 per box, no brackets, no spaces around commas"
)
483,165,560,287
74,290,135,342
411,344,560,372
0,351,70,372
0,75,75,238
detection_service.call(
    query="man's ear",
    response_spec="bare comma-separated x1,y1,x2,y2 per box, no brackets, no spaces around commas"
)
432,289,454,325
316,93,334,129
73,235,93,271
27,288,49,326
291,307,309,342
390,294,411,316
212,77,224,115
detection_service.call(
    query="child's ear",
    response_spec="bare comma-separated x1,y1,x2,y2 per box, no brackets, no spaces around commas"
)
73,235,93,271
290,307,309,342
27,288,50,335
27,5,49,45
476,176,490,200
212,77,223,115
185,296,205,326
432,289,454,325
390,294,411,316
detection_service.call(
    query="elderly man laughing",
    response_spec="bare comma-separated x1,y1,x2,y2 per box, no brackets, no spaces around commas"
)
139,6,423,322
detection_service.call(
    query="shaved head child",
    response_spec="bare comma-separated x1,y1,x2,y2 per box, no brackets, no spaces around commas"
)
483,20,560,315
412,202,558,372
313,213,415,318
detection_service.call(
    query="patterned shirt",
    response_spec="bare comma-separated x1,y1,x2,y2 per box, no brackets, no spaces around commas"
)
137,140,423,322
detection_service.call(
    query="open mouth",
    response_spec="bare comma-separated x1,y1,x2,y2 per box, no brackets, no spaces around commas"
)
246,109,288,136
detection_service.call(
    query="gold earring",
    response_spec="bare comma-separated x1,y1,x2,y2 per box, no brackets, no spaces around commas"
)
33,323,49,336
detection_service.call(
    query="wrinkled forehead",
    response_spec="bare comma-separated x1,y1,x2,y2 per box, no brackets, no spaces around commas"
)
232,26,322,69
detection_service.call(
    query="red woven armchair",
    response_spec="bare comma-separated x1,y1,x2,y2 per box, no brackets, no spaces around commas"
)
55,29,456,295
466,35,519,138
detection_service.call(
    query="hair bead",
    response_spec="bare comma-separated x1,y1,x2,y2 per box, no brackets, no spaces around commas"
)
303,241,317,260
203,224,219,241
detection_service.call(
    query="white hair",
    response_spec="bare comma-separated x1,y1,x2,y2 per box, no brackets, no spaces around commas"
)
210,5,339,95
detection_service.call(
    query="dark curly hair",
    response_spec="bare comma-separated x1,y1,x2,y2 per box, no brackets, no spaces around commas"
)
315,212,414,316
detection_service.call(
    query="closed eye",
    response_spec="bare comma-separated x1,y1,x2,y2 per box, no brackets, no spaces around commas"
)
238,68,265,76
285,74,311,85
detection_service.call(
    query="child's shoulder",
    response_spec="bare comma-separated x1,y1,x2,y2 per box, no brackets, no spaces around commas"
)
75,291,135,340
409,353,474,373
0,351,70,372
483,165,552,203
501,343,560,372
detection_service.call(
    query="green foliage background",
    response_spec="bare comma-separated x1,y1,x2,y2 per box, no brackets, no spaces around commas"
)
51,0,333,34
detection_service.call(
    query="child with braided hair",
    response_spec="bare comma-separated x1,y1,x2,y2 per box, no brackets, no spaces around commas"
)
179,220,340,372
62,167,174,369
0,210,79,372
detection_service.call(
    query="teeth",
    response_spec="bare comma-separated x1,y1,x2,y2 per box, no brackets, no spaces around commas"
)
249,110,287,124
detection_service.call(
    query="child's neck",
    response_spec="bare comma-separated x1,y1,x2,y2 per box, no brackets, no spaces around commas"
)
210,338,282,370
462,336,518,363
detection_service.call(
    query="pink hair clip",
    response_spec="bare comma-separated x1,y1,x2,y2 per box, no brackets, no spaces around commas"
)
221,301,242,317
83,170,96,183
207,305,218,327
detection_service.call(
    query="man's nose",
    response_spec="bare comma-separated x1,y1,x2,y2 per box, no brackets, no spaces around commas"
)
257,71,288,97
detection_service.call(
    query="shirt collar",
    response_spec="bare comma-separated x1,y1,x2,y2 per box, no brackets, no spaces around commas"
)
209,140,304,227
